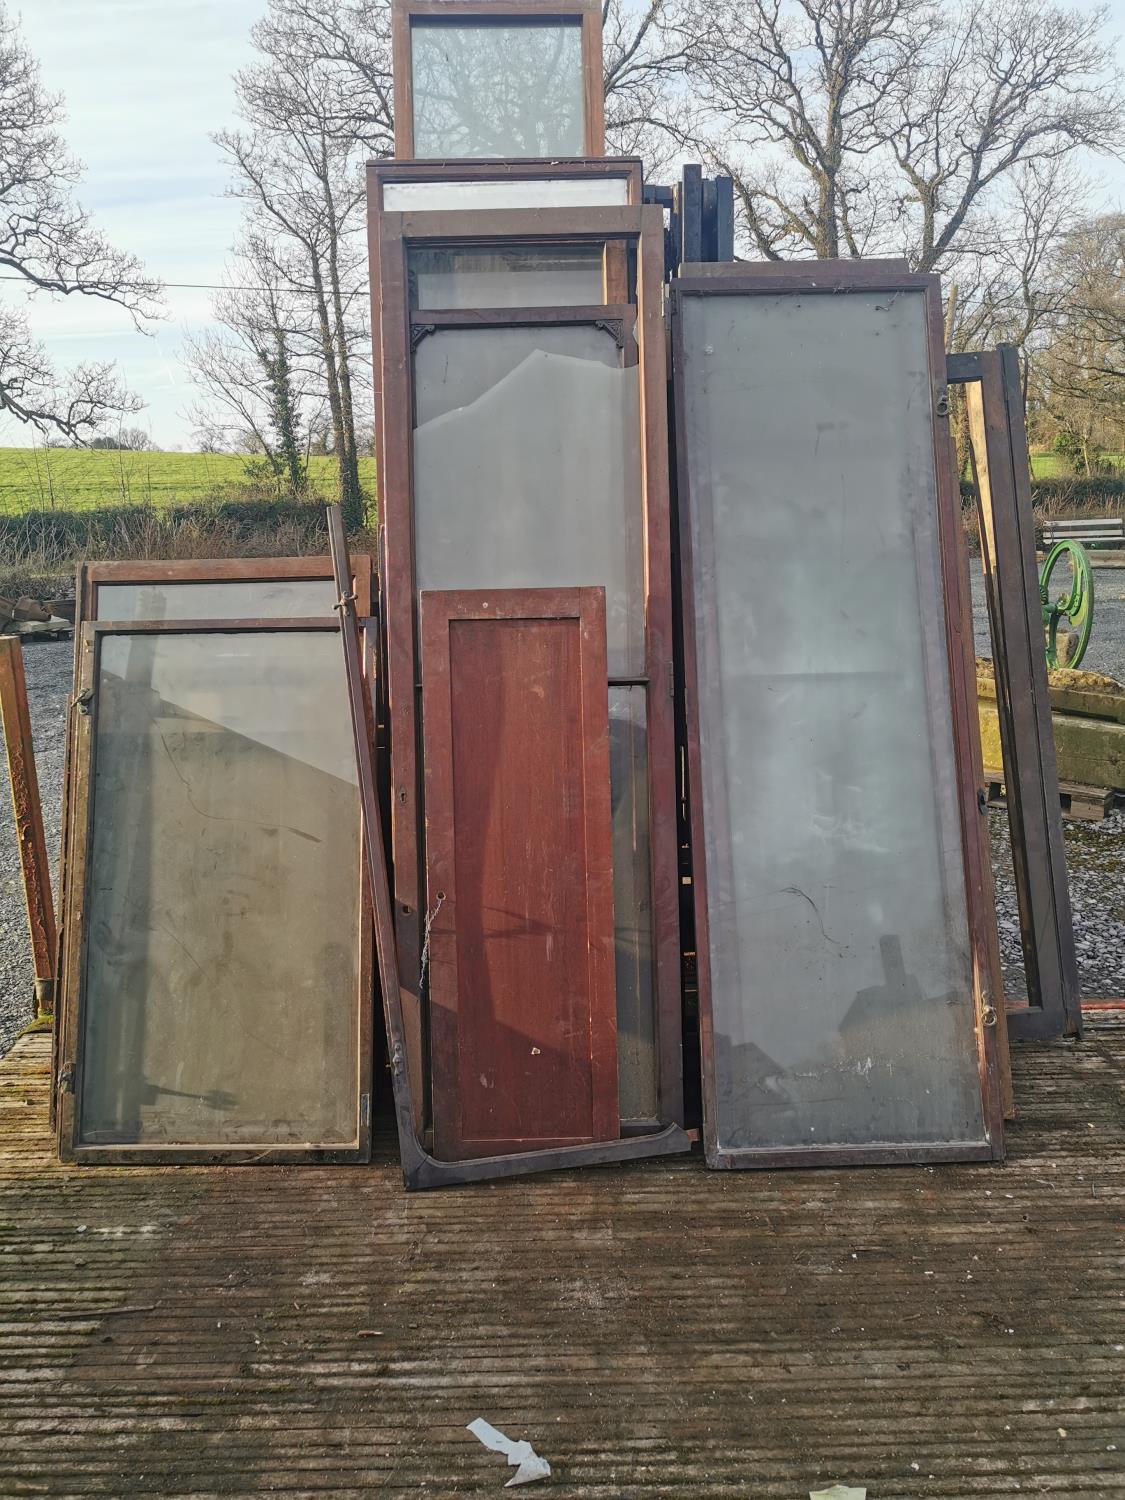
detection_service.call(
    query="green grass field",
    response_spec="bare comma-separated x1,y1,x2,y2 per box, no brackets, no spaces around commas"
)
0,447,377,513
1029,450,1125,479
0,445,1118,517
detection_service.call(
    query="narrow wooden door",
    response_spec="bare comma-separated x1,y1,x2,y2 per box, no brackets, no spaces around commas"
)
421,587,619,1160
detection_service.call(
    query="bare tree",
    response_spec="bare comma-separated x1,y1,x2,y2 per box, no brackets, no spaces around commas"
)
1032,212,1125,470
684,0,1123,270
602,0,700,172
211,0,385,527
880,0,1123,271
184,240,317,493
684,0,929,259
88,427,154,451
0,4,160,440
252,0,394,154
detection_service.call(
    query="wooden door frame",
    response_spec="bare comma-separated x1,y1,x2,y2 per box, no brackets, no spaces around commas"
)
391,0,605,160
947,347,1082,1040
671,263,1007,1168
57,617,375,1167
373,202,682,1135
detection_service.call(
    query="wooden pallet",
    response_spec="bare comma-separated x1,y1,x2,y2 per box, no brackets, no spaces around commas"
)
984,768,1115,821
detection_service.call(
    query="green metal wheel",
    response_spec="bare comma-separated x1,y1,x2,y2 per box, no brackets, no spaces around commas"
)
1040,539,1094,669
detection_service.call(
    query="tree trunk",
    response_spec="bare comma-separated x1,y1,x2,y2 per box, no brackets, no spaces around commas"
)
307,253,352,520
325,199,365,531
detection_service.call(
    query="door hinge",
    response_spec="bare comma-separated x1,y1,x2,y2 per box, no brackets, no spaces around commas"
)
58,1062,75,1095
73,688,94,716
360,1093,371,1127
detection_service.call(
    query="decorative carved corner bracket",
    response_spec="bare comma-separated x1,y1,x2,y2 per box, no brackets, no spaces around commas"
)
593,317,626,349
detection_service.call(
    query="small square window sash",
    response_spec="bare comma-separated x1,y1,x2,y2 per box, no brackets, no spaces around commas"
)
392,0,606,159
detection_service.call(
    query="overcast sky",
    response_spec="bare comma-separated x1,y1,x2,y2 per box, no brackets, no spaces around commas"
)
4,0,262,448
3,0,1124,450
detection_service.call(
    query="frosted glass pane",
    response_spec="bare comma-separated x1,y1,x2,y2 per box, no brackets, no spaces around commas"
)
413,325,645,676
680,289,987,1155
411,20,584,157
96,579,337,621
384,178,630,211
410,245,604,308
78,631,361,1147
610,687,656,1121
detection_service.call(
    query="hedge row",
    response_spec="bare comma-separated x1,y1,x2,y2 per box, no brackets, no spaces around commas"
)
961,477,1125,510
0,498,335,557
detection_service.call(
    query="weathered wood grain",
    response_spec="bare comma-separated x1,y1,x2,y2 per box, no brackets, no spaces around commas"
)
1,1025,1122,1497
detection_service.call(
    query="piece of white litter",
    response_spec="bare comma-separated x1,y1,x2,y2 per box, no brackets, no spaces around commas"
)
468,1418,551,1487
810,1487,866,1500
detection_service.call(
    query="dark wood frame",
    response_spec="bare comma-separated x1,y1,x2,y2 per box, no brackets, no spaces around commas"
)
391,0,605,160
74,555,374,628
421,586,619,1157
369,156,643,211
327,506,691,1187
373,203,682,1136
52,556,376,1128
947,346,1081,1040
0,637,57,1018
56,616,375,1167
366,180,647,478
671,263,1007,1168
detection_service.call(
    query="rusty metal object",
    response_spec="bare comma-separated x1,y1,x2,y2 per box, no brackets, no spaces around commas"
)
0,636,57,1019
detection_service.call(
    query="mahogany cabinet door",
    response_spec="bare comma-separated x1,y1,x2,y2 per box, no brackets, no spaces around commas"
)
420,587,619,1159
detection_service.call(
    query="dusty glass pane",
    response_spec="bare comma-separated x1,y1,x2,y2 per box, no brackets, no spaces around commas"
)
680,289,987,1155
385,177,629,212
610,686,656,1121
410,245,605,309
413,324,645,676
411,19,584,158
78,631,361,1147
95,579,337,621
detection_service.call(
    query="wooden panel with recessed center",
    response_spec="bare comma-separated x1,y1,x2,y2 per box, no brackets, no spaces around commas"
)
420,587,618,1159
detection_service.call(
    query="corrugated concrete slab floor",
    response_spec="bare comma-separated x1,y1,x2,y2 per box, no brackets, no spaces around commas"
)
1,1028,1122,1499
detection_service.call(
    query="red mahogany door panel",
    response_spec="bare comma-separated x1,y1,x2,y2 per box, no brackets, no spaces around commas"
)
421,587,619,1159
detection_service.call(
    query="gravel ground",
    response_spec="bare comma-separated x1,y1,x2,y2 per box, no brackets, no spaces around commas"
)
971,559,1125,999
0,568,1121,1057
